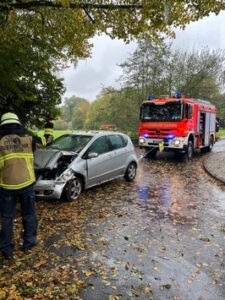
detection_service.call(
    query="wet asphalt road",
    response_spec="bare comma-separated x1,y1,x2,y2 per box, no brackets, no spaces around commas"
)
46,150,225,300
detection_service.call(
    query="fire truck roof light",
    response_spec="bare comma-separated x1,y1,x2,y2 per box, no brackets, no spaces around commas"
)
176,92,182,98
147,95,154,100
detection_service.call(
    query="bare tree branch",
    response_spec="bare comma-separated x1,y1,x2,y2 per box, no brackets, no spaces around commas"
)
83,8,95,23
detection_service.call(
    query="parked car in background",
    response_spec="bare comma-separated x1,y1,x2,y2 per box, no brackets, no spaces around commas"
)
34,131,137,201
100,123,118,131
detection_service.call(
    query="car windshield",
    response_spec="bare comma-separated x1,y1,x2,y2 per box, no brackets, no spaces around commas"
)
141,101,183,121
47,135,93,152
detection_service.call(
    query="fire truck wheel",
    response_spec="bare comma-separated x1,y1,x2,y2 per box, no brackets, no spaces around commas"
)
206,136,214,152
185,141,193,161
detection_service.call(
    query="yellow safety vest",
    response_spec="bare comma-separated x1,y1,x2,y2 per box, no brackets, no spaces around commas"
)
44,128,54,135
44,127,53,145
0,134,35,190
40,136,47,147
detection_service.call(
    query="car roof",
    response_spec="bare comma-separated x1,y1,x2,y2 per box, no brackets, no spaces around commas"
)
69,131,124,137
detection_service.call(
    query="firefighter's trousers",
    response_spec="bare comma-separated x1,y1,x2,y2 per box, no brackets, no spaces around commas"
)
0,186,37,257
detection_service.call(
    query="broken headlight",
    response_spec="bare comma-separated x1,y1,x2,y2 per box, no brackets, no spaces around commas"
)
55,168,74,184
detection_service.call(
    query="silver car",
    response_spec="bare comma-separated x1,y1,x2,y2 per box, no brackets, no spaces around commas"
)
34,131,137,201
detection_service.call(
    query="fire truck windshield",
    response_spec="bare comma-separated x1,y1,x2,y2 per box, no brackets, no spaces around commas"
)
141,101,183,122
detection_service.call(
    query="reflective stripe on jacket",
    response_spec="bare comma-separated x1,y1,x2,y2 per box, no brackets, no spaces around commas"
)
0,134,35,190
44,128,54,135
40,136,47,147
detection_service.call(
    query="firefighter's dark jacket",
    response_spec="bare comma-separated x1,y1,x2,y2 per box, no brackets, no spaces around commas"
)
0,124,43,191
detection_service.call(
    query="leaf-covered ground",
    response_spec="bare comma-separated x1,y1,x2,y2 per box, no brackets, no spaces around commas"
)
1,151,225,299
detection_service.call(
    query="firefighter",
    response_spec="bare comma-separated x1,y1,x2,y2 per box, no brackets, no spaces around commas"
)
0,112,42,259
44,118,54,145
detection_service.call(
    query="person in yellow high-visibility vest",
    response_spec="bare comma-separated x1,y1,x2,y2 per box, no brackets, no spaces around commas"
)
44,118,54,145
0,112,44,259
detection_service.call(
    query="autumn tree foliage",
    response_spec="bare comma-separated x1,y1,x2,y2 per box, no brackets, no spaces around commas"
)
84,40,225,133
72,101,90,129
59,96,90,129
84,87,138,133
120,40,225,100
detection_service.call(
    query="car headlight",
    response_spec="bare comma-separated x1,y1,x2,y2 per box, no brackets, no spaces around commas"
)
56,168,74,184
174,140,180,146
139,137,146,144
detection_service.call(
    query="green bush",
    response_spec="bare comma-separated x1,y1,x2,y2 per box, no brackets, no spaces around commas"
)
218,129,225,137
125,131,139,146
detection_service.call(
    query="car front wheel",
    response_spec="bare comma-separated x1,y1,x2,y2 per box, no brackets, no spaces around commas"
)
62,177,83,201
124,162,137,182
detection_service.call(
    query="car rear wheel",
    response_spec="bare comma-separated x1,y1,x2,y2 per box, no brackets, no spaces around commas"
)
124,162,137,182
62,177,83,201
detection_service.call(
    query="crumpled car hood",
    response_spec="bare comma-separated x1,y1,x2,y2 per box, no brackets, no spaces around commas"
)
34,149,77,170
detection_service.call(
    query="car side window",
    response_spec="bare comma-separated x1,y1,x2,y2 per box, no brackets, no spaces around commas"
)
88,136,111,155
108,135,127,150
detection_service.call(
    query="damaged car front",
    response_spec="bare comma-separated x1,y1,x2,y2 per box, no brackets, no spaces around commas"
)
34,133,93,200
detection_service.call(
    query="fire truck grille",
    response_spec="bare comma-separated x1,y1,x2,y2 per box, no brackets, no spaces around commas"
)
146,129,174,137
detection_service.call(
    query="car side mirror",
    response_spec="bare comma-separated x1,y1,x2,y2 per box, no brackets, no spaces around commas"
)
87,152,99,159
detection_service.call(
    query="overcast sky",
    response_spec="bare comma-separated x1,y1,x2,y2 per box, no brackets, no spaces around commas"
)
61,10,225,102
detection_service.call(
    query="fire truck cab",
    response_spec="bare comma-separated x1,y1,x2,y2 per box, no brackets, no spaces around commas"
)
138,94,217,160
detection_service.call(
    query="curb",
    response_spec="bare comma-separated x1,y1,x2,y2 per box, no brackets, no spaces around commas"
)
203,152,225,184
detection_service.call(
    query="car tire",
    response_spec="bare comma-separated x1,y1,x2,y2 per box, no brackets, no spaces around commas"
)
124,162,137,182
62,177,83,201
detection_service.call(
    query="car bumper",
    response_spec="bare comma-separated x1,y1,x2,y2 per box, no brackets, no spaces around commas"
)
34,179,66,199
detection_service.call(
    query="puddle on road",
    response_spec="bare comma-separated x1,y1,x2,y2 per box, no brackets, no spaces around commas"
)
132,160,199,224
138,184,170,208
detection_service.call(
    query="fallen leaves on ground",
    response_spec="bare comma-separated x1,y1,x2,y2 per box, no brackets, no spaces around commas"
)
1,155,225,299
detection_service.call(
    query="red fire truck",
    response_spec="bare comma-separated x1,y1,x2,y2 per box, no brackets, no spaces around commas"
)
138,94,218,160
